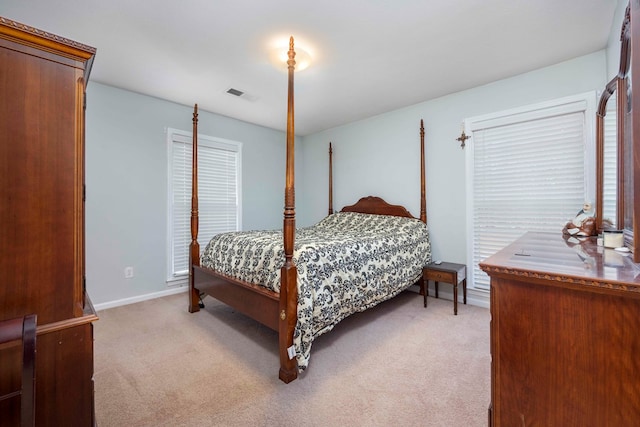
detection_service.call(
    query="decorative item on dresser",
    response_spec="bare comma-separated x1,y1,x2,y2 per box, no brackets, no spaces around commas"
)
188,38,431,383
0,17,98,426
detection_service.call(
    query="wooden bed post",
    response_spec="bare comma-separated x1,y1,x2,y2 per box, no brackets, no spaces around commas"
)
420,119,427,224
329,142,333,216
279,37,298,383
188,104,201,313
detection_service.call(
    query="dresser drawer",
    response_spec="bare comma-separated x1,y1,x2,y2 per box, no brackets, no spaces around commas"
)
424,269,456,283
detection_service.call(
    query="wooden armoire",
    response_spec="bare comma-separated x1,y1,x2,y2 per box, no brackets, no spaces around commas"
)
0,17,98,426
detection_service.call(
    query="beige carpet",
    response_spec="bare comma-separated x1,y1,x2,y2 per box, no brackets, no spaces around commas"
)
94,290,490,426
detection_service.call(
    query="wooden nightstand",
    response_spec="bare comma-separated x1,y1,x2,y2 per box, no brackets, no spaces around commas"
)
423,262,467,315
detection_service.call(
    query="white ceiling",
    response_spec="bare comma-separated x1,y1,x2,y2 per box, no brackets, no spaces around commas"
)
1,0,617,136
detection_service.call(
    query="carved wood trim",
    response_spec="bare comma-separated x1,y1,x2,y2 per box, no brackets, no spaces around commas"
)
0,16,96,82
480,264,640,297
279,36,298,383
341,196,416,218
0,17,96,56
189,104,201,313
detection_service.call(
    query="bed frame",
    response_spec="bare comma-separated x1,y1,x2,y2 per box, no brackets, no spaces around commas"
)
188,37,427,383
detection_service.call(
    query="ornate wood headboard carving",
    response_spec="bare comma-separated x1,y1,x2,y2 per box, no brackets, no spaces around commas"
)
340,196,416,219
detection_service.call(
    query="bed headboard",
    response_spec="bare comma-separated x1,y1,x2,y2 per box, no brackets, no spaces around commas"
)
340,196,416,219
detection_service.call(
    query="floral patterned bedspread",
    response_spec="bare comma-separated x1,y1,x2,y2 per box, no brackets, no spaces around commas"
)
200,211,431,372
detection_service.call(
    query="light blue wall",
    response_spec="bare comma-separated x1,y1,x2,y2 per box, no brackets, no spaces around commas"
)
300,51,607,274
85,83,293,305
87,28,617,308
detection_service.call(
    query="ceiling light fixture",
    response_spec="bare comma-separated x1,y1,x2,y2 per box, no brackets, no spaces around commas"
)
268,39,312,72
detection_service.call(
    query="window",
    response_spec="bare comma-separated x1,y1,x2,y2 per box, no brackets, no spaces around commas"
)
167,128,242,283
602,91,617,224
466,93,596,291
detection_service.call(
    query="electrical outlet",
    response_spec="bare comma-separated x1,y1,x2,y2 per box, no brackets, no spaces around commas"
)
124,266,134,279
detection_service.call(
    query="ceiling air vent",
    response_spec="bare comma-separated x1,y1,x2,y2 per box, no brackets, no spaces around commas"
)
225,87,258,102
226,88,244,97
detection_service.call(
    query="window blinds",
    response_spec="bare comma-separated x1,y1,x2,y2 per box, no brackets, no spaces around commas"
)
602,92,617,224
169,131,240,279
469,99,590,291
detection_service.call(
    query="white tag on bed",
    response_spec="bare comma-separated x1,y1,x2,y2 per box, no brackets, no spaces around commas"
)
287,345,296,360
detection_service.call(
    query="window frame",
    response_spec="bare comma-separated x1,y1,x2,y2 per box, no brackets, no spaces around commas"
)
465,92,597,292
166,127,243,285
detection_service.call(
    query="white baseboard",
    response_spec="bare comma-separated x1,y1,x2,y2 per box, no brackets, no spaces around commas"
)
424,285,490,309
94,285,188,312
94,283,490,313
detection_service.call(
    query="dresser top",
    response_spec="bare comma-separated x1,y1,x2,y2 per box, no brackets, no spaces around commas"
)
480,232,640,294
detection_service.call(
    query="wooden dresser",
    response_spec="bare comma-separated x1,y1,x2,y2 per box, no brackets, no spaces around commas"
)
480,232,640,426
0,17,98,426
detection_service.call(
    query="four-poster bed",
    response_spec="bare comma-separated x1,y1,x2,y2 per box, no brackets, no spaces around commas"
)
188,37,430,383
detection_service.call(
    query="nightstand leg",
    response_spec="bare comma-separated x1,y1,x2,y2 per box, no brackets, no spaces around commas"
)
422,276,428,308
463,278,467,305
435,281,439,298
454,282,458,315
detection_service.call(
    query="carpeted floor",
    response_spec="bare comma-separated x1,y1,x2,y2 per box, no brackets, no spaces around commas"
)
94,290,490,426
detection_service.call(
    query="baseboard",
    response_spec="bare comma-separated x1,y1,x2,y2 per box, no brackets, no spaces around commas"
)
424,285,490,309
94,285,188,312
95,283,490,312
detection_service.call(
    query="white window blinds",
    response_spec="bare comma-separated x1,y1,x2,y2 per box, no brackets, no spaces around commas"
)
602,92,617,225
167,129,242,281
467,94,595,291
